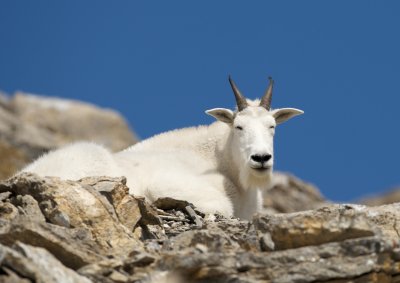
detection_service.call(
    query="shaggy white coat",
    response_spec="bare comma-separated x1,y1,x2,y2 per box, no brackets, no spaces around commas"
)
20,99,303,220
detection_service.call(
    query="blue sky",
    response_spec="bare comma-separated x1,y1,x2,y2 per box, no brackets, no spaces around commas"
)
1,1,399,202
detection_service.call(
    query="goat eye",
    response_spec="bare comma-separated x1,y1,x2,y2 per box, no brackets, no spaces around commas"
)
269,126,275,129
235,126,243,130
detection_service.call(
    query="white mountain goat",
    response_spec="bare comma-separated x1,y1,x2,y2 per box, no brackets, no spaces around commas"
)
20,77,303,220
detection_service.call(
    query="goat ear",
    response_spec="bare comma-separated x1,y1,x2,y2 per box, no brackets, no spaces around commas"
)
205,108,235,124
271,108,304,124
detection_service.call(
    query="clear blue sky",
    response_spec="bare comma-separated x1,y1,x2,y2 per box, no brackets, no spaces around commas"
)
1,1,399,202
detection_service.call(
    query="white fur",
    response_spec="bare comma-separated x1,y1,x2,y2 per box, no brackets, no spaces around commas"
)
19,99,303,220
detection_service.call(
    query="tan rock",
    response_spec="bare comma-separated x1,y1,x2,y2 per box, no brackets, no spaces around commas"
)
79,176,142,232
0,173,142,257
0,140,30,180
0,92,139,180
115,195,142,232
11,92,137,151
254,204,378,250
360,188,400,206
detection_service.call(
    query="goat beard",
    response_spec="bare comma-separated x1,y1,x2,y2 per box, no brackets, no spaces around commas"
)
239,167,273,191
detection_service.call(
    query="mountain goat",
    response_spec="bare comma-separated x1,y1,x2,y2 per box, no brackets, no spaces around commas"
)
20,77,303,220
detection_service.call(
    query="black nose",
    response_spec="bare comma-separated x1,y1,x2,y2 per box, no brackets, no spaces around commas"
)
251,154,272,164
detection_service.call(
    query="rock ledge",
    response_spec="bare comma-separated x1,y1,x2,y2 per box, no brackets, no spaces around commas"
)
0,173,399,283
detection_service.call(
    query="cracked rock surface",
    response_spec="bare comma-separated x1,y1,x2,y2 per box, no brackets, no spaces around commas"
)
0,173,399,282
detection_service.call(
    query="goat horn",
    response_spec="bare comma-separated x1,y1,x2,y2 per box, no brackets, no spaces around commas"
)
228,76,248,111
259,76,274,110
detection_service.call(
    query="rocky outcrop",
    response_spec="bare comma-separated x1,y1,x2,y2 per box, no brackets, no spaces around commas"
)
0,92,138,180
1,92,398,282
360,188,400,206
0,173,399,283
263,172,328,213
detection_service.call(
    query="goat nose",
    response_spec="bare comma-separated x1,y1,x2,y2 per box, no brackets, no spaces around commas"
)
251,154,272,164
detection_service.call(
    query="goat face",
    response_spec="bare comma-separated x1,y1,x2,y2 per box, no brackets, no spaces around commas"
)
206,77,303,188
233,106,275,177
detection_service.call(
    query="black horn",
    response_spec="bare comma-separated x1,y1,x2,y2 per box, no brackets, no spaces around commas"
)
259,76,274,110
228,76,248,111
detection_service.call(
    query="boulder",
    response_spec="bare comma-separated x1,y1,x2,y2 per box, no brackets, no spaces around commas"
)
0,92,138,180
11,92,137,151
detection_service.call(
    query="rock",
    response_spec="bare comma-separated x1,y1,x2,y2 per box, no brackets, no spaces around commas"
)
253,204,377,250
11,92,137,151
122,252,156,273
0,91,138,180
359,188,400,206
115,196,142,231
0,173,400,282
79,176,142,232
77,258,123,283
264,172,328,213
184,205,203,228
0,202,19,221
11,194,46,222
170,228,240,253
137,197,162,226
0,242,92,283
153,197,192,211
139,203,400,282
153,198,203,228
0,139,31,181
0,216,104,269
157,236,398,283
259,232,275,251
0,173,143,263
359,203,400,240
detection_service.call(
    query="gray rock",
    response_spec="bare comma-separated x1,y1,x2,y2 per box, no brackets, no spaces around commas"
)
153,197,192,211
264,172,328,213
11,194,46,222
253,204,377,250
0,218,103,269
0,242,92,283
155,236,398,283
